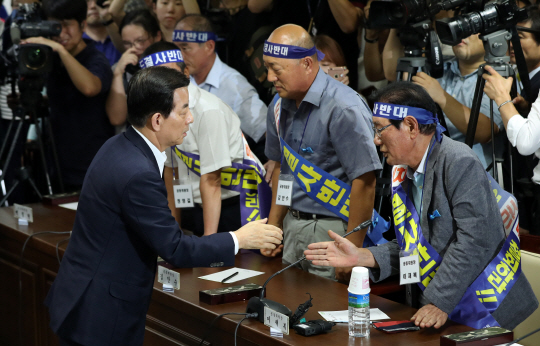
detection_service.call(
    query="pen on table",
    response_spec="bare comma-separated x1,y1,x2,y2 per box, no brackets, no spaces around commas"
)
222,271,239,283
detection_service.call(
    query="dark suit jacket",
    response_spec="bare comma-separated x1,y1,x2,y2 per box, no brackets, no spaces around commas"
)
369,136,538,329
45,126,235,345
522,70,540,104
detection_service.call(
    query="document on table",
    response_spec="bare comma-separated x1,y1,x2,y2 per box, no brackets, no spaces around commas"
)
198,267,264,283
59,202,78,210
319,309,390,322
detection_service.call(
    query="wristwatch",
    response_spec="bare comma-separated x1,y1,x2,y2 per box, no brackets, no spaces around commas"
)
102,18,114,26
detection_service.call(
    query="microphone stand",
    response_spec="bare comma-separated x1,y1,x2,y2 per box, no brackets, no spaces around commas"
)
246,219,373,322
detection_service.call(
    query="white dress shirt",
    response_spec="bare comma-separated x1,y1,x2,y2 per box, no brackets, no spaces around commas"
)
507,101,540,185
191,54,267,143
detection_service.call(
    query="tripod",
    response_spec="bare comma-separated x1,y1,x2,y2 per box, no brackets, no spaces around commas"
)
465,29,518,192
0,76,64,206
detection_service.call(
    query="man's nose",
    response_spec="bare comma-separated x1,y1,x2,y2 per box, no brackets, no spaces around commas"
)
267,69,277,82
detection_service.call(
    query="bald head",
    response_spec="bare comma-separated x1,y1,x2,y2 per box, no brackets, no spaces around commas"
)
176,14,214,33
268,24,316,53
263,24,319,106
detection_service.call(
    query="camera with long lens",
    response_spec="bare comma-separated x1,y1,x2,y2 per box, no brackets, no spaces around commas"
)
436,0,527,45
367,0,434,29
10,3,61,76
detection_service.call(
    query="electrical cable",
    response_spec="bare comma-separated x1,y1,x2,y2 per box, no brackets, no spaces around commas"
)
234,315,249,346
198,312,258,346
18,231,71,346
55,236,71,265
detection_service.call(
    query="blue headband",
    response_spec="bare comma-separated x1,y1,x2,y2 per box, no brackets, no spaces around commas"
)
263,41,325,61
173,30,218,43
139,50,184,69
373,102,446,142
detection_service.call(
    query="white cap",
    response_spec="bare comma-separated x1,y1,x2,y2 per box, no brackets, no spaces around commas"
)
348,266,370,295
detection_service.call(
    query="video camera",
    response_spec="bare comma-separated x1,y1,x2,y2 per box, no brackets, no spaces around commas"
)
436,0,527,45
9,3,61,76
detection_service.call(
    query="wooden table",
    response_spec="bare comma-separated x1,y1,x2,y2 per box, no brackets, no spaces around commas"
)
0,204,473,346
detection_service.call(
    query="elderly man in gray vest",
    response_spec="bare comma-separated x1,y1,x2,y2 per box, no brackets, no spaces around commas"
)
305,82,538,330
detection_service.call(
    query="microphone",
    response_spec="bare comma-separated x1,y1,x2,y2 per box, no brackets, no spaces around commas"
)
505,326,540,346
246,219,372,323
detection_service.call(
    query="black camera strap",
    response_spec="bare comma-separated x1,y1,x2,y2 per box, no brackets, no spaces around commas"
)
428,30,444,79
510,25,531,112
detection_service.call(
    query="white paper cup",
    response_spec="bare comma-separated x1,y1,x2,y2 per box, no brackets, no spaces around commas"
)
348,266,370,295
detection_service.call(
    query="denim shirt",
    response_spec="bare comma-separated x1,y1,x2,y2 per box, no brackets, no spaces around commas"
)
438,59,504,169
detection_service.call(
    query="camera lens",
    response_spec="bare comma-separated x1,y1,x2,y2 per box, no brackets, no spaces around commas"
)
23,47,47,70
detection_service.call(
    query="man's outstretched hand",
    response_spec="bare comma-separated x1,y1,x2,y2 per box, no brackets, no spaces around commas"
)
234,218,283,250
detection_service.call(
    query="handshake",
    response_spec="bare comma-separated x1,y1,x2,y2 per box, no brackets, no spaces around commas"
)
233,218,283,250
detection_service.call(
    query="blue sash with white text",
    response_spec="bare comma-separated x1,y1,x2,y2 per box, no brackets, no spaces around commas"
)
391,165,521,329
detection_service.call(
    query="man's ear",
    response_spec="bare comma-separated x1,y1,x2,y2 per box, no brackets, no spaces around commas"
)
205,40,216,55
303,56,316,74
403,116,420,139
150,112,163,132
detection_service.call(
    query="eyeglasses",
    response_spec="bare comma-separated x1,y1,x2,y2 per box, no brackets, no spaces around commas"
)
122,36,150,49
372,124,392,139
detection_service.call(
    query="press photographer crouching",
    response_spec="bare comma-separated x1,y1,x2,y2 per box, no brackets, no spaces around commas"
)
22,0,113,192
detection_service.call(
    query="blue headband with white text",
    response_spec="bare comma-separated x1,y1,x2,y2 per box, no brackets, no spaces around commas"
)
263,41,325,61
173,30,218,43
373,102,446,142
139,50,184,69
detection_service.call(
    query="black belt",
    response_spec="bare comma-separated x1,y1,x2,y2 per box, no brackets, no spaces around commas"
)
289,209,334,220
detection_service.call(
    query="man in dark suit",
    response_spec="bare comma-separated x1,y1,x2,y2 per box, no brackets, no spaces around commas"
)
305,82,538,331
45,66,283,346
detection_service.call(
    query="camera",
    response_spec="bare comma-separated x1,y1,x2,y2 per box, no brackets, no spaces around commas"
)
10,3,61,76
436,0,528,45
367,0,434,29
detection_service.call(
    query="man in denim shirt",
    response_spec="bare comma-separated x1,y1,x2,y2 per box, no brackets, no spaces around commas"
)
411,34,503,169
262,24,381,281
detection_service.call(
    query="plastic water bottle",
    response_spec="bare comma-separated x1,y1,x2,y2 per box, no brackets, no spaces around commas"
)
348,267,370,337
348,292,370,337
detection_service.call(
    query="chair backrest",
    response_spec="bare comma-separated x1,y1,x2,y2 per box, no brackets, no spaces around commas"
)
513,250,540,346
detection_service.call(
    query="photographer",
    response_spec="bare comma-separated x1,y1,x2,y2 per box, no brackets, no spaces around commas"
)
484,65,540,235
510,5,540,108
384,30,503,169
106,9,161,130
83,0,124,65
23,0,113,191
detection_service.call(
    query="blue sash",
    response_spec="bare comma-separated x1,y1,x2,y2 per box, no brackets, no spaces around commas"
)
274,95,390,246
391,164,521,329
173,145,272,226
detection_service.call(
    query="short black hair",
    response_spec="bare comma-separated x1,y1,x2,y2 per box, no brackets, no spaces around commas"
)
142,41,187,73
524,5,540,44
127,66,190,128
370,82,438,135
44,0,87,24
120,9,161,38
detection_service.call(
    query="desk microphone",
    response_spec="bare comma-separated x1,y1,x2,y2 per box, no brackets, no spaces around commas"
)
246,219,372,323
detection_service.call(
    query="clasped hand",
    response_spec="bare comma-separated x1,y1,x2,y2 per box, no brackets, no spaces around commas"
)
234,218,283,250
